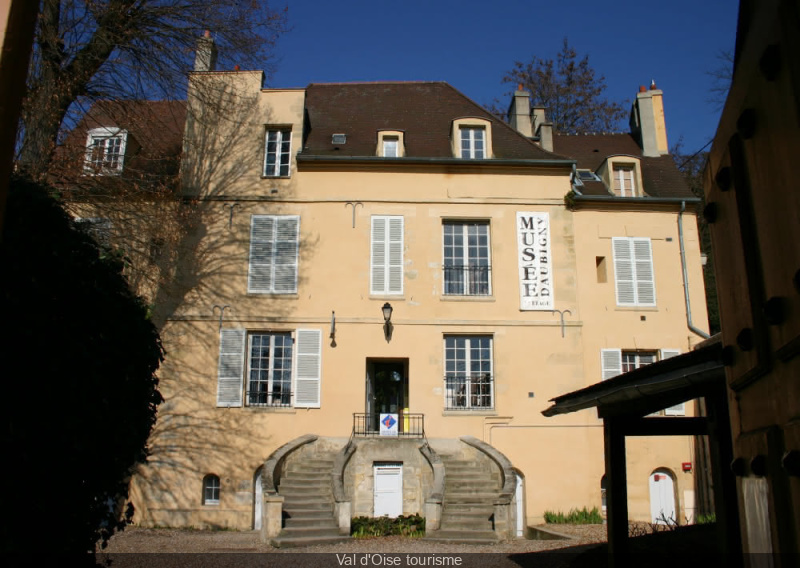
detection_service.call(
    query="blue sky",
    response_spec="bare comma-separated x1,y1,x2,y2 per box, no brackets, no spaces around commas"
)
269,0,739,155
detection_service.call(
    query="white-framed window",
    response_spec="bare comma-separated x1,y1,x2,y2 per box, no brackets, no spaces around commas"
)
216,328,322,409
382,137,399,158
246,332,293,406
622,350,658,373
202,474,220,505
460,126,485,159
612,164,638,196
370,216,404,295
612,237,656,307
444,335,493,410
600,348,685,415
443,221,491,296
248,215,299,294
84,127,127,174
263,128,292,177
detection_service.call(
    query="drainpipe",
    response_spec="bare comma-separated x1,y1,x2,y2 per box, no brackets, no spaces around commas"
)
678,201,711,340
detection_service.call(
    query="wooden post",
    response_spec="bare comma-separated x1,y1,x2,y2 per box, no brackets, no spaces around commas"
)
705,388,742,561
604,416,629,559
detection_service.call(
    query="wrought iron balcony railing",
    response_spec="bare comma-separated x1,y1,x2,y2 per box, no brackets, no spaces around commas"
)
352,413,425,438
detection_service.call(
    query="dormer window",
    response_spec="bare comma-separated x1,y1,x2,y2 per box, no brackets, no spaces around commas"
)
451,118,493,159
460,127,485,159
598,157,644,197
84,127,127,175
383,137,398,157
613,164,638,196
377,131,405,158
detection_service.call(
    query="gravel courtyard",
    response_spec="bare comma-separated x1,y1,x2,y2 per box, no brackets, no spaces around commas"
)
102,524,607,554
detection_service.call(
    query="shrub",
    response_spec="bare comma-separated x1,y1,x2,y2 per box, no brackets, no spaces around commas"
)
543,506,603,524
0,176,163,559
351,515,425,538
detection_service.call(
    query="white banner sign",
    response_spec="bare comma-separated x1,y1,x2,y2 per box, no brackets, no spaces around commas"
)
516,212,553,310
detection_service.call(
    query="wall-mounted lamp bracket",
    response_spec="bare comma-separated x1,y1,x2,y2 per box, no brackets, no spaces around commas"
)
552,309,572,338
345,202,364,228
212,304,232,330
223,203,240,229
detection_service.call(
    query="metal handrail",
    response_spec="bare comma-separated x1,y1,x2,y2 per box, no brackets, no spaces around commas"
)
352,413,425,438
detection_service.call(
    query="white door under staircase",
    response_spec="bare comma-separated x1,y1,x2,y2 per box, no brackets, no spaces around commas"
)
374,463,403,517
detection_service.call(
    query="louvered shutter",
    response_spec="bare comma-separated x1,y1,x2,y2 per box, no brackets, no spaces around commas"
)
273,216,299,293
633,238,656,306
371,217,386,293
249,215,299,293
601,349,622,380
660,349,685,415
371,216,404,294
217,328,245,407
249,216,275,293
612,238,635,306
294,329,322,408
387,217,404,294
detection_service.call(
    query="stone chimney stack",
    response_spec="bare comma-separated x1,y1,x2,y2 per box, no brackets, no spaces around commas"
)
629,81,669,157
532,106,553,153
508,84,532,137
194,30,218,72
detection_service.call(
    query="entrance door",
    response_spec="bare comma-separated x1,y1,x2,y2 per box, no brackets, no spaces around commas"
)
366,360,407,432
649,470,677,524
254,467,263,530
374,463,403,517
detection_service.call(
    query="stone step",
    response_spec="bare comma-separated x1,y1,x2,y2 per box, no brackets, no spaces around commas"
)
439,518,493,531
440,509,493,520
283,498,333,510
283,510,334,520
270,534,350,549
279,479,331,490
281,471,331,481
278,526,343,539
444,492,499,502
284,517,338,529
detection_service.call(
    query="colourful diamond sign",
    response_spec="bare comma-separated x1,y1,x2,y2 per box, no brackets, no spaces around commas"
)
379,413,398,436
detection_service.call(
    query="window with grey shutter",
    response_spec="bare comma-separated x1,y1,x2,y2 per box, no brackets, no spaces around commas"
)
217,328,245,407
370,216,403,295
601,348,622,380
612,237,655,307
248,215,299,294
294,329,322,408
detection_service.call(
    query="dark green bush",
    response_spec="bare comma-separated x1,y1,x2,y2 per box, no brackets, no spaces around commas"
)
351,515,425,538
0,176,163,559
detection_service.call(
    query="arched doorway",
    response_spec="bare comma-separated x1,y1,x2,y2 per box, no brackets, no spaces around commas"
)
649,469,677,524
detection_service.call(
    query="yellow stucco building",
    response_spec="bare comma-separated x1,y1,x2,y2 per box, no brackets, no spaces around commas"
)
110,45,710,544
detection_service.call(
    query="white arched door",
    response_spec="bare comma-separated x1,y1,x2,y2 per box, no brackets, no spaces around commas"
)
254,468,263,530
514,472,525,537
649,470,676,524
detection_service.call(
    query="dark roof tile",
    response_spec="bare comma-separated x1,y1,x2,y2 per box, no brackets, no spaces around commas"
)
302,82,559,160
554,133,694,199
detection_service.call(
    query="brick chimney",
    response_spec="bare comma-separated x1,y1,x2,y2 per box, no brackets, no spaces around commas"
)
629,81,669,156
194,30,218,72
507,85,532,137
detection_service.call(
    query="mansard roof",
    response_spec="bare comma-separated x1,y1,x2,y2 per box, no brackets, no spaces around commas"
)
301,82,560,160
